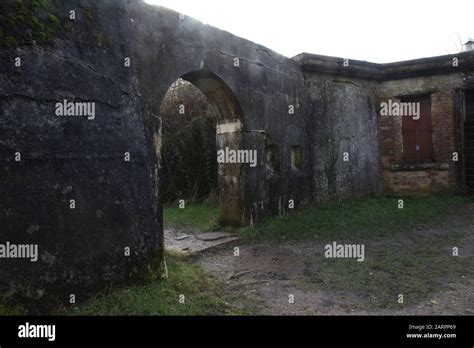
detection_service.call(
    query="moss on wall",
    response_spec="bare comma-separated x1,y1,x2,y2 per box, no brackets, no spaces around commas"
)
0,0,65,48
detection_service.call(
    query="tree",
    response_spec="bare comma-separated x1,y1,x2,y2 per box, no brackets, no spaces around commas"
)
159,79,218,203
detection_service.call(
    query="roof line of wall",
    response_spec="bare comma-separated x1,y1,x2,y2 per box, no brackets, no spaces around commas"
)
292,51,474,80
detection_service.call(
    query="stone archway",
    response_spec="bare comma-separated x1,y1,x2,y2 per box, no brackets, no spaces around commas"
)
160,69,247,227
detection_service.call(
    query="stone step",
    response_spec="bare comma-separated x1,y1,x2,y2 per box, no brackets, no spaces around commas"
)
164,229,239,254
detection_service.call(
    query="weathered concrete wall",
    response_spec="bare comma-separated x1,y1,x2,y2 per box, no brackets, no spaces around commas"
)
0,0,161,313
293,54,381,202
128,1,312,226
309,75,380,201
297,52,474,198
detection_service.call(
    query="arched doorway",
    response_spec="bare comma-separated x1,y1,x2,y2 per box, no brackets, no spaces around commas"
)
158,69,247,228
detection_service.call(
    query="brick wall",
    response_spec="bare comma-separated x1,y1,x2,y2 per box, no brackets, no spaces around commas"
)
378,89,463,195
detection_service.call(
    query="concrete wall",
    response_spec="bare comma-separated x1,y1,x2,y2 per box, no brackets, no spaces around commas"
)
304,73,380,202
128,1,312,226
0,0,314,311
297,52,474,198
0,0,161,313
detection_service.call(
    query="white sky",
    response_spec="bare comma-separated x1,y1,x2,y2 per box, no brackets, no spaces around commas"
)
145,0,473,63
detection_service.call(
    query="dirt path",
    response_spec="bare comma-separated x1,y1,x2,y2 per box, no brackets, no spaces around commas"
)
197,241,473,315
192,207,474,315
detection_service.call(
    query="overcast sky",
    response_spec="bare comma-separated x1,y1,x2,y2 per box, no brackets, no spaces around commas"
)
144,0,473,63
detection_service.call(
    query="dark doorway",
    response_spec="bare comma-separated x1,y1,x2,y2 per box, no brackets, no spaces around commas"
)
401,95,434,164
464,89,474,191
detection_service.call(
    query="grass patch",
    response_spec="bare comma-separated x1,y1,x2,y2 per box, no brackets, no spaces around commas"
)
301,230,474,309
238,194,474,309
239,195,470,242
0,301,26,315
70,252,249,315
158,195,472,311
163,202,219,232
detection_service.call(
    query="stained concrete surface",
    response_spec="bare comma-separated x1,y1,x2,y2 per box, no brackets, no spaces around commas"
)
164,229,238,254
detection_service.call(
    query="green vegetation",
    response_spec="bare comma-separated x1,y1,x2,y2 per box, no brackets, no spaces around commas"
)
47,13,59,26
71,253,250,315
0,0,64,48
164,202,220,232
3,195,470,315
0,301,25,315
163,194,470,242
161,195,473,311
239,195,469,242
233,194,473,309
160,79,218,204
301,229,473,309
81,6,95,23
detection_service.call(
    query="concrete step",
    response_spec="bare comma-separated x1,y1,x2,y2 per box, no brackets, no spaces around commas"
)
164,228,239,254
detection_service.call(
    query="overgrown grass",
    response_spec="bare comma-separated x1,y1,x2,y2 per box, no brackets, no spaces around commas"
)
163,202,219,232
239,195,470,242
71,253,250,315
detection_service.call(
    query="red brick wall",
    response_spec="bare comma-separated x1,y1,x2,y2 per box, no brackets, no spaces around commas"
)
378,90,463,195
